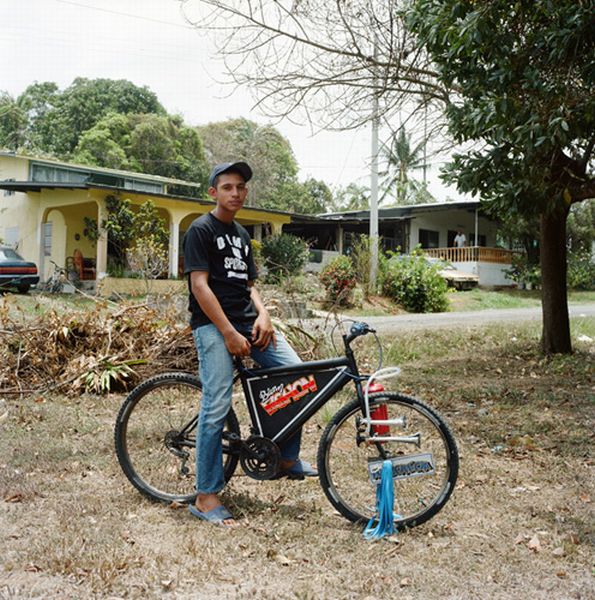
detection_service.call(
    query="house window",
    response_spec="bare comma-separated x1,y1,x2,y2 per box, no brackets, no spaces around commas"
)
418,229,439,249
469,233,487,246
123,178,162,194
31,163,88,184
43,222,52,256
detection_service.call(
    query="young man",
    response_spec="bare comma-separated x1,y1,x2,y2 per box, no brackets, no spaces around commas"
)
183,161,316,527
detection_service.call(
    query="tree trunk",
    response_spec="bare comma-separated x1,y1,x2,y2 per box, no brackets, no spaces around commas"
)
539,208,572,354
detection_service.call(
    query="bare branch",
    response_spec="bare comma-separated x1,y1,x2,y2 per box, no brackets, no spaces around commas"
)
179,0,449,130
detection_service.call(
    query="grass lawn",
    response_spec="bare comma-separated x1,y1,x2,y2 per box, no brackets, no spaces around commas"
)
1,315,593,599
448,288,595,312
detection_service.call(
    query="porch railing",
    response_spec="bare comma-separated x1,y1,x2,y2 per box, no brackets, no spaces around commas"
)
424,246,517,264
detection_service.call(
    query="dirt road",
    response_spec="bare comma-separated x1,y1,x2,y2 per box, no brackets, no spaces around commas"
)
302,302,595,333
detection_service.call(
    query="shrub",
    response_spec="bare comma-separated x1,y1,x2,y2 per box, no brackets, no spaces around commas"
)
320,255,357,307
382,250,448,313
505,254,541,288
567,249,595,290
251,239,263,272
261,233,309,283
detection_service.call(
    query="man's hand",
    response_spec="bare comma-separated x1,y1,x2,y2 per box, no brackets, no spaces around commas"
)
223,329,252,356
251,311,276,350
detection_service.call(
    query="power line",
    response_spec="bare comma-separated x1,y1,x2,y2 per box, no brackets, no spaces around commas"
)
53,0,193,29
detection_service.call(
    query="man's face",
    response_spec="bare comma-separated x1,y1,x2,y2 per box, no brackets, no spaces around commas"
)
208,172,248,213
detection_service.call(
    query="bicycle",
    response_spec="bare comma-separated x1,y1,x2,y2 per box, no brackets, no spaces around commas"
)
40,260,79,293
114,321,459,529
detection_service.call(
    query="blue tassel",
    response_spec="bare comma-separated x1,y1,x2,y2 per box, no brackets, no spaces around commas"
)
363,459,398,540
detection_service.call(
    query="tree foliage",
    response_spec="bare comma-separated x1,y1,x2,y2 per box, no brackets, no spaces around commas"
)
73,112,208,186
380,127,436,205
198,117,332,212
25,78,164,156
0,78,209,188
407,0,595,353
0,92,27,151
407,1,594,212
261,233,309,282
333,184,370,212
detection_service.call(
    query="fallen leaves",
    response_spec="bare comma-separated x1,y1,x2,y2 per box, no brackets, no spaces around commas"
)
527,534,541,552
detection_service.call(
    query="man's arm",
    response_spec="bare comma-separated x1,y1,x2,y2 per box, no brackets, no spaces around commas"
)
249,283,276,350
190,271,251,356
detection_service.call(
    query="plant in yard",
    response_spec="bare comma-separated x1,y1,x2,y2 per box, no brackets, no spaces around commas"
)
80,358,145,394
567,250,595,291
320,255,357,307
505,254,542,289
126,235,169,282
383,249,448,313
261,233,309,283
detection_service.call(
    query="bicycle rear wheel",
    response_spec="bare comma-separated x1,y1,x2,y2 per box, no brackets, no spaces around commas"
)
318,392,458,529
114,372,240,504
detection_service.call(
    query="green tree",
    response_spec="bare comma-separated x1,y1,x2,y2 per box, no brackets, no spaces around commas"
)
299,178,334,214
197,118,301,209
567,200,594,255
15,82,60,150
73,112,208,187
407,0,595,354
0,93,27,151
30,78,164,156
333,184,370,212
380,127,434,205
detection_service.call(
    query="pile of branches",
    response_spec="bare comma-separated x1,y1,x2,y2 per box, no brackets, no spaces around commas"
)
0,302,197,396
0,296,325,397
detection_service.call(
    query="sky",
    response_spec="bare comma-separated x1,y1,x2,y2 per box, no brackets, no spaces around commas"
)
1,0,466,200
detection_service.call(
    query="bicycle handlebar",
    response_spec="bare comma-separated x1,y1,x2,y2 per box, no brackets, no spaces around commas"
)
343,321,376,347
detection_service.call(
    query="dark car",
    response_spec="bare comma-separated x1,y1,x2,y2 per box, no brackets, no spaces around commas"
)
0,246,40,293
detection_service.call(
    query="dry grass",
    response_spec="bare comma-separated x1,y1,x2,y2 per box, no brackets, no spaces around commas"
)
1,315,594,599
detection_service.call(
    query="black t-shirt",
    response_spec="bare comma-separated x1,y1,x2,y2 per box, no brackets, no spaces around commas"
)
183,212,258,329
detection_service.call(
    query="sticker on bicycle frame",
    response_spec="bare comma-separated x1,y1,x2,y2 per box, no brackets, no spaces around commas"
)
258,374,318,416
246,367,345,439
367,453,435,484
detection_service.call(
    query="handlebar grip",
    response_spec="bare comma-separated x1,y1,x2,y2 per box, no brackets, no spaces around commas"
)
345,322,375,346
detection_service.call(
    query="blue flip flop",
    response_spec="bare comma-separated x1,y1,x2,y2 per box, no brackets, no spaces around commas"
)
188,504,235,526
273,459,318,480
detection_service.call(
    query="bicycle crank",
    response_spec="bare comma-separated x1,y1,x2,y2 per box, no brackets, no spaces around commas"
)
240,436,280,480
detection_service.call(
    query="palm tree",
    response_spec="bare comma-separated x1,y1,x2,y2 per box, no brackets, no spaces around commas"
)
379,127,433,205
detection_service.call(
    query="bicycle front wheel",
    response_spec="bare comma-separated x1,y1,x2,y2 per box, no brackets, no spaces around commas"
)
114,372,240,504
318,392,458,529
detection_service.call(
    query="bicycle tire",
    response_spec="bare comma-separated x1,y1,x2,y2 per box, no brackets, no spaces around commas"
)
114,372,240,504
317,392,458,529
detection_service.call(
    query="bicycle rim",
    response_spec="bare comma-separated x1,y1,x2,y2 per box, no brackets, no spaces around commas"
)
318,393,458,529
114,372,239,504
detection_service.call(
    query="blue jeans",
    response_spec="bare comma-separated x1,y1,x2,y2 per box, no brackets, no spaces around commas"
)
192,324,302,494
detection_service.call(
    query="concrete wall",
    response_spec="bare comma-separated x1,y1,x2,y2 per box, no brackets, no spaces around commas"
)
477,262,515,286
0,156,40,263
304,249,341,273
450,260,515,286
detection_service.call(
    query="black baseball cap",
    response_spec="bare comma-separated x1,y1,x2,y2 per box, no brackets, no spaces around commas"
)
208,162,253,187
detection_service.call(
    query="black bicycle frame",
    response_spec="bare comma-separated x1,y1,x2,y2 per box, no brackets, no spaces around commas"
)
235,344,365,447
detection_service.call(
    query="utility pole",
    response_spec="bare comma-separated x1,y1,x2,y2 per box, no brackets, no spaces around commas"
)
369,31,379,292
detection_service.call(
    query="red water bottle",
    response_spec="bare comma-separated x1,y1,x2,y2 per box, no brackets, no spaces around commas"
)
368,382,389,436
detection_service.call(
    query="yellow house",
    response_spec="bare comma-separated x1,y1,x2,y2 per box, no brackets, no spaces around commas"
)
0,152,291,282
